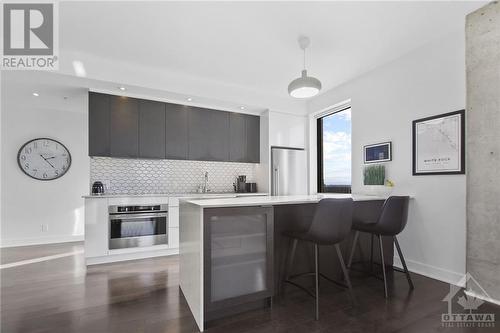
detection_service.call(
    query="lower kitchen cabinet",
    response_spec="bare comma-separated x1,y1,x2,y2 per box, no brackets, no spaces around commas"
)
203,206,274,320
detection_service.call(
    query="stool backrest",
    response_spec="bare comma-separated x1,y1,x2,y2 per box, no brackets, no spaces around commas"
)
377,196,410,235
307,198,353,244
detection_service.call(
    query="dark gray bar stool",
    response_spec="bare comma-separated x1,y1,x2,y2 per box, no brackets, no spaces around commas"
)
347,196,414,298
282,198,354,320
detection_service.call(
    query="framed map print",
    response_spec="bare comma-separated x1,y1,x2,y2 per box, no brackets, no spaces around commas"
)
412,110,465,175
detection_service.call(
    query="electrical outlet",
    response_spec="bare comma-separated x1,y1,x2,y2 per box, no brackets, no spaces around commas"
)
103,180,111,191
41,224,48,232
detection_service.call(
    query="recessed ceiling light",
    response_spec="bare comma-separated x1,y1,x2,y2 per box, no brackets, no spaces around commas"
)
187,97,193,102
32,92,39,97
119,86,126,91
240,106,245,110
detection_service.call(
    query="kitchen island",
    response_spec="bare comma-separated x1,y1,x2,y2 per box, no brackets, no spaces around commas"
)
179,194,392,331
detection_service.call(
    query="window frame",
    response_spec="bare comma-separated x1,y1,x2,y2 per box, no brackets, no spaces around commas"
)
316,106,352,193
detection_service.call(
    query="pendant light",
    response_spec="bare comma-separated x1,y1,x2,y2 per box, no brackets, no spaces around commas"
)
288,36,322,98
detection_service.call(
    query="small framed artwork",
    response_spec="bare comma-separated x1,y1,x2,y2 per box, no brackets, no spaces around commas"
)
412,109,465,175
364,142,392,164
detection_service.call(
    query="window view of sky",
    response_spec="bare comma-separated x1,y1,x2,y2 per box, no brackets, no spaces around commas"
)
322,108,352,186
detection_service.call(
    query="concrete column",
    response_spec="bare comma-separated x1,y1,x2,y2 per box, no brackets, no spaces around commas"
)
466,1,500,301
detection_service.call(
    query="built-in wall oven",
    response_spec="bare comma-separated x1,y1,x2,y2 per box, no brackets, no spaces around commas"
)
108,204,168,250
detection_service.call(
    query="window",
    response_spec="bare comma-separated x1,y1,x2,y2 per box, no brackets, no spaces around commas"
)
317,107,352,193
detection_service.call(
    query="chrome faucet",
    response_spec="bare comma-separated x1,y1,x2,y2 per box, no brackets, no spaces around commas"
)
203,171,210,193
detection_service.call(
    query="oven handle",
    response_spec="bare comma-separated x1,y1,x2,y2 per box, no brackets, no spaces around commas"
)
109,213,168,220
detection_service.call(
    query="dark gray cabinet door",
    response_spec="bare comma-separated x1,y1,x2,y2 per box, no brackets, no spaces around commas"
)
229,113,246,162
188,107,229,161
89,91,260,162
139,100,166,159
245,115,260,163
88,92,110,156
165,103,189,160
110,96,139,158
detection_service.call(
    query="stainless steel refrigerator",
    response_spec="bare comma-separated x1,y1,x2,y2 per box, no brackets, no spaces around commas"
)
271,147,308,196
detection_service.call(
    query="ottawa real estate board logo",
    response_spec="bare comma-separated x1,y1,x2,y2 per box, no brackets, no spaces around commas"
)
441,273,495,328
1,1,58,70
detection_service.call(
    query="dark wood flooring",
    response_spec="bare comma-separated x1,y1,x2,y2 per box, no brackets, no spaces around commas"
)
1,242,498,333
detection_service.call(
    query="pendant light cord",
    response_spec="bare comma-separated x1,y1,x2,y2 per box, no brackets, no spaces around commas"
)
303,48,306,70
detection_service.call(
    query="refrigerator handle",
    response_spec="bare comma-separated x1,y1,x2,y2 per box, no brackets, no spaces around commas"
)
274,167,279,196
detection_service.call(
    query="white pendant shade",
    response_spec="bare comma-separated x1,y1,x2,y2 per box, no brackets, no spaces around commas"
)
288,70,322,98
288,36,322,98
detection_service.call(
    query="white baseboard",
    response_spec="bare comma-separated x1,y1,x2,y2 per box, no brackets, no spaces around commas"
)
464,289,500,307
393,256,466,287
0,235,84,248
86,248,179,265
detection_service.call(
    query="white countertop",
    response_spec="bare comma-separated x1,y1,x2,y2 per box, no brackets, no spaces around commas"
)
184,193,388,208
82,192,269,199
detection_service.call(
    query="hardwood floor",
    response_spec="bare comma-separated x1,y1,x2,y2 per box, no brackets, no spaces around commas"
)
1,242,498,333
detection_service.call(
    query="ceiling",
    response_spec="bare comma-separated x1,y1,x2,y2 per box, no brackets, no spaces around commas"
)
59,1,484,100
1,70,266,116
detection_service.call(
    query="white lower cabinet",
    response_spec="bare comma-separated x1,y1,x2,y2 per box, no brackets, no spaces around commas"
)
84,196,179,265
84,198,109,258
169,227,179,248
168,205,179,228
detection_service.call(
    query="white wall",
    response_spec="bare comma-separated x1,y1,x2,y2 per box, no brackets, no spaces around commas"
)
255,110,309,194
308,31,467,284
268,111,307,149
1,72,89,247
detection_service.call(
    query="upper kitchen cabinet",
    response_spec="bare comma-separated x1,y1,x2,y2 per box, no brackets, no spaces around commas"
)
245,115,260,163
139,100,166,159
89,92,111,156
110,96,139,158
88,92,260,162
229,113,247,162
165,103,189,160
189,107,230,161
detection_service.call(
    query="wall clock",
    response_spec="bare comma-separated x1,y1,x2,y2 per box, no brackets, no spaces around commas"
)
17,138,72,181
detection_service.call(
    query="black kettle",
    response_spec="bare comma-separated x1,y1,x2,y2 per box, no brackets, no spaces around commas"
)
91,181,105,195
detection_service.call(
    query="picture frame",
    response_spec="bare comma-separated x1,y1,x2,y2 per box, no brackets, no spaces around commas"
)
364,141,392,164
412,109,465,175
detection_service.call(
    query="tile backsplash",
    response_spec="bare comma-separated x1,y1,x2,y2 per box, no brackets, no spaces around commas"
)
90,157,257,194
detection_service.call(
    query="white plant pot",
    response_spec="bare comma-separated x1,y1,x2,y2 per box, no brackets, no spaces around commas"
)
363,185,393,198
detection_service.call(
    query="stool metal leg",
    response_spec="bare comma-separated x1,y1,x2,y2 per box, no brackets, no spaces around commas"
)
314,244,319,321
394,236,414,290
335,244,354,302
370,234,374,272
285,238,298,280
378,235,388,298
347,231,359,269
281,238,298,296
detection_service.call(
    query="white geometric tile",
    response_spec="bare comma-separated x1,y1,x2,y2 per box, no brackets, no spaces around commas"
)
90,157,257,195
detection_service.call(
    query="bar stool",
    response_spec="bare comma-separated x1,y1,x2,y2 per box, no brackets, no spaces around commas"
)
282,198,354,320
347,196,414,298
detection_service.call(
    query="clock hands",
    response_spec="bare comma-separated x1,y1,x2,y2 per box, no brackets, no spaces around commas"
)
40,154,55,169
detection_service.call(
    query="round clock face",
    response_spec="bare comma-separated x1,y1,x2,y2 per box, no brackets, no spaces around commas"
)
17,138,71,181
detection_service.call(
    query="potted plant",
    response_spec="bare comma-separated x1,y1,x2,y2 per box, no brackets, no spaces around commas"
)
363,164,393,196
